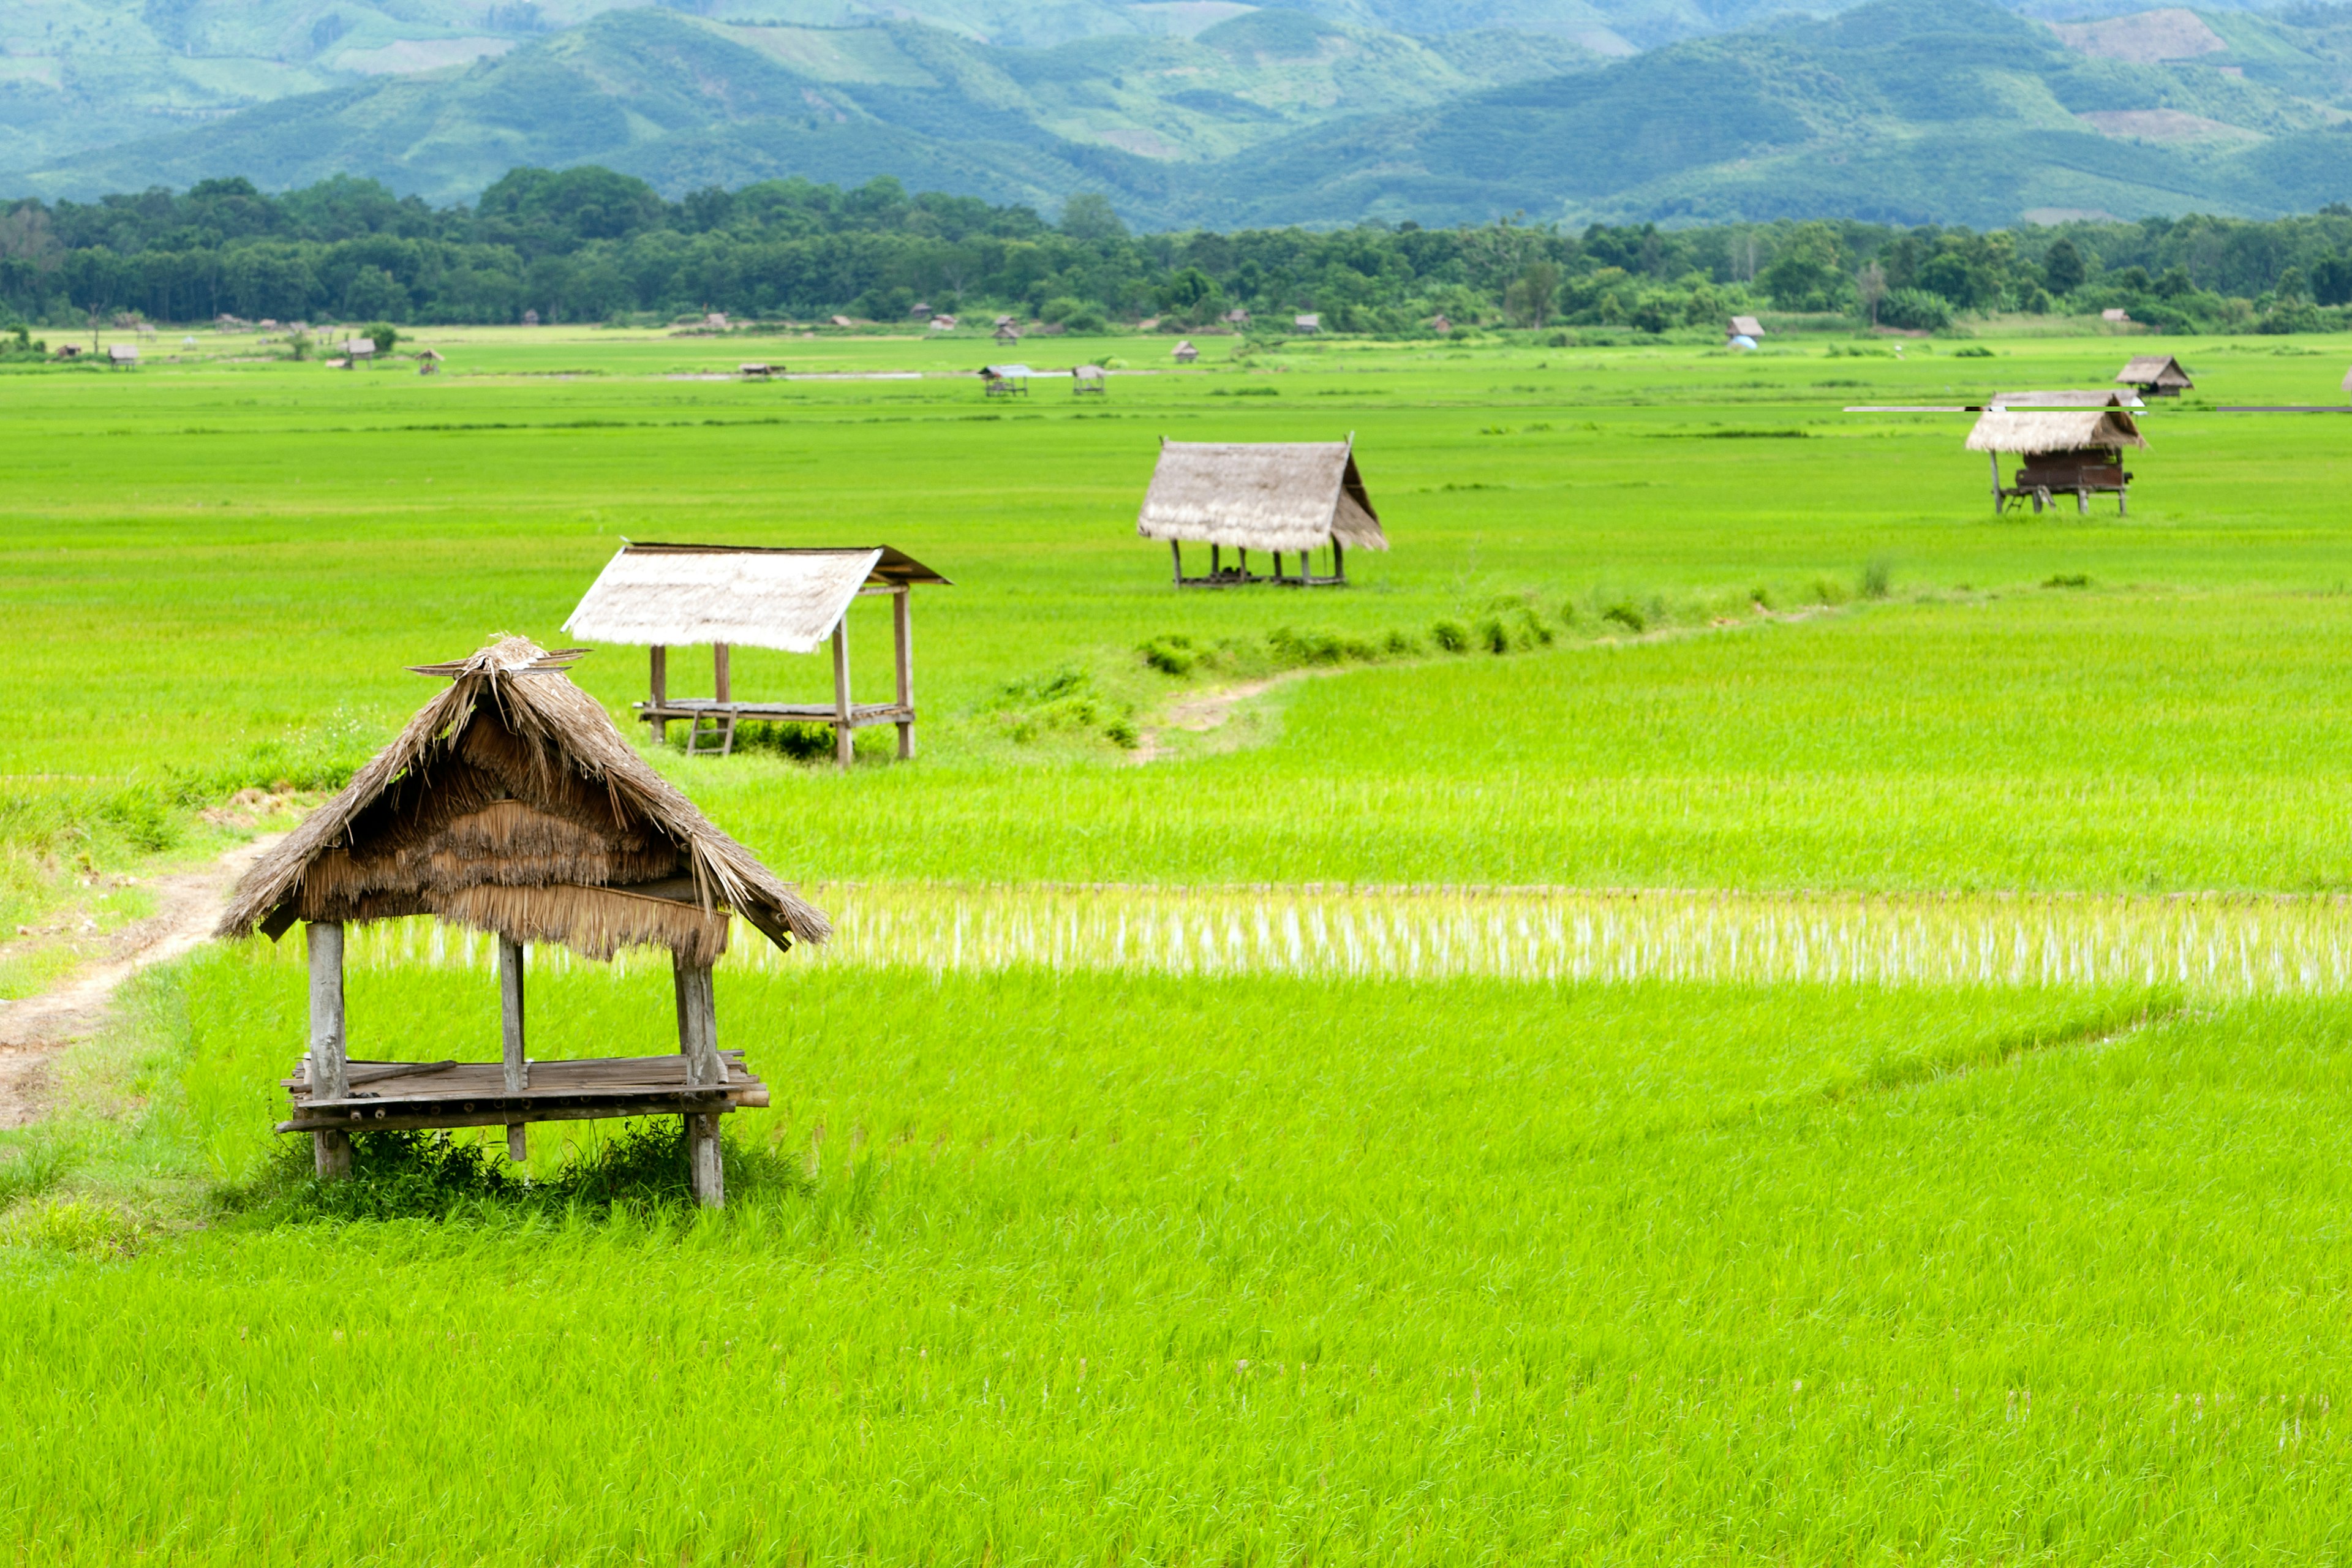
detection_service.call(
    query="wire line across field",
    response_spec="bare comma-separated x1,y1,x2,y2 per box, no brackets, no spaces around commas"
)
343,884,2352,995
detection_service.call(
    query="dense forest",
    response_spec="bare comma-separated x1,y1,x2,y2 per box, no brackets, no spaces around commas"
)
7,165,2352,337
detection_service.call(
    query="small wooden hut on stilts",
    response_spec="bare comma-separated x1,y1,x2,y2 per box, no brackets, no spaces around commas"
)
1967,408,2147,514
213,636,829,1206
563,543,951,767
1136,439,1387,587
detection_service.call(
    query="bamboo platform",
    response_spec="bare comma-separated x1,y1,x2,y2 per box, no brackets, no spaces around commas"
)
277,1050,769,1134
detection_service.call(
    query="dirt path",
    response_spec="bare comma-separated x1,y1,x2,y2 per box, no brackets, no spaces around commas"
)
0,835,279,1128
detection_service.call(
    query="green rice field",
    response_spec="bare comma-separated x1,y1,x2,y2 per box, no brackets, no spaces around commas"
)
9,323,2352,1561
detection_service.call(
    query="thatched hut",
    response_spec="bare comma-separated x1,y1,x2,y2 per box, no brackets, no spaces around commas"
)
2117,355,2192,398
564,542,951,767
1172,340,1199,363
981,363,1030,397
1294,313,1322,333
214,635,827,1204
1136,439,1386,587
417,348,443,375
1727,314,1764,347
1967,409,2147,514
106,343,138,368
1072,364,1107,396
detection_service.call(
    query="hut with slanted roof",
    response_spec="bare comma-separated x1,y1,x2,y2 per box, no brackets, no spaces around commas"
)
1967,409,2147,515
564,543,951,767
105,343,138,368
2117,355,2192,398
1172,340,1198,363
980,364,1030,397
1136,439,1386,587
1072,364,1107,396
1727,315,1764,347
214,636,827,1205
417,348,443,375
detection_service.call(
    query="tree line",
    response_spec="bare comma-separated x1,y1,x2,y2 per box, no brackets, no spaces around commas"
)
6,165,2352,336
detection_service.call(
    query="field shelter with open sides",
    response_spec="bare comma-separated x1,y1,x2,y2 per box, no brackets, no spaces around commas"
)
213,636,830,1207
1967,408,2147,515
563,542,951,767
1136,439,1387,587
2117,355,2193,398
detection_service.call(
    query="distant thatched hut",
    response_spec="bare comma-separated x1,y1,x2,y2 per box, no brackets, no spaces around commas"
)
564,542,951,767
1967,409,2147,514
105,343,137,368
994,322,1020,345
1727,315,1764,347
1136,439,1386,587
1294,313,1322,334
1172,340,1199,363
1072,364,1107,396
980,364,1030,397
214,636,827,1204
2116,355,2192,398
417,348,443,375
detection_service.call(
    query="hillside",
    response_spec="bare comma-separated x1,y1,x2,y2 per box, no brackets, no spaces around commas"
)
8,0,2352,225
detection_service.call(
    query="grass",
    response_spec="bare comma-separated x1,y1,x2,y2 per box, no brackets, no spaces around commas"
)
7,323,2352,1559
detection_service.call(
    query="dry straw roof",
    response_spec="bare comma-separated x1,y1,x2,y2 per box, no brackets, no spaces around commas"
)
216,636,828,965
1728,315,1765,336
1989,389,2142,409
2117,355,2192,386
564,543,949,655
1135,440,1387,554
1966,409,2148,455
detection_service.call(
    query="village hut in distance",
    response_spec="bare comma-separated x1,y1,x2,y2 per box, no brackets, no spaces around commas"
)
1727,315,1763,348
564,542,951,767
214,636,827,1206
1172,340,1199,363
1136,439,1386,587
1967,408,2146,514
2116,355,2192,398
417,348,443,375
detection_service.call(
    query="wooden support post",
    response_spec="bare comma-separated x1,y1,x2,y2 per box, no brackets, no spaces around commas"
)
831,618,853,770
499,933,528,1161
892,584,914,761
308,921,352,1178
1989,451,2002,511
1211,544,1220,577
673,954,723,1207
1170,540,1182,585
649,645,668,745
1272,551,1282,582
713,642,731,704
1333,537,1346,584
1238,547,1248,578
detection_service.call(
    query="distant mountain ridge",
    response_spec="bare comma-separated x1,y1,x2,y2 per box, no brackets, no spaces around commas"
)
7,0,2352,227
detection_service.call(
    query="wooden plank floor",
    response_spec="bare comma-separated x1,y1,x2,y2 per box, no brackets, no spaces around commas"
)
277,1052,769,1134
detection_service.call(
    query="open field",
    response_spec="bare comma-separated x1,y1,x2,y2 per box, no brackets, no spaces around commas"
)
9,323,2352,1559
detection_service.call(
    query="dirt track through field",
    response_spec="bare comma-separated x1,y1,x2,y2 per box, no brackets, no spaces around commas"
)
0,836,278,1128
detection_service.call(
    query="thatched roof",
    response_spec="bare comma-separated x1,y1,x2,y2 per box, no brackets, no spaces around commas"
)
1135,439,1387,554
564,543,949,655
1989,389,2142,409
216,636,829,964
1728,315,1764,337
1966,409,2147,455
2117,355,2191,388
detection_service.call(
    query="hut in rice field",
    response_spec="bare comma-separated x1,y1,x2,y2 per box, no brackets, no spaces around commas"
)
214,635,830,1205
564,541,951,766
2116,355,2192,398
1967,408,2147,515
1136,439,1386,587
1988,389,2141,410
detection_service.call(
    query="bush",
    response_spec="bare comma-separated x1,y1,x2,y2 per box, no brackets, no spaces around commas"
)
1600,602,1645,633
1860,559,1893,599
1430,619,1471,654
1877,288,1952,331
1952,345,1994,358
1139,634,1201,676
363,322,399,354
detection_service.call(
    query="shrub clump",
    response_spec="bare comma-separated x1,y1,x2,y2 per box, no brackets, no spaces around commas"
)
985,667,1138,749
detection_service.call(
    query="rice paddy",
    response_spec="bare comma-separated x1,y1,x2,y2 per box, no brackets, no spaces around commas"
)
9,323,2352,1561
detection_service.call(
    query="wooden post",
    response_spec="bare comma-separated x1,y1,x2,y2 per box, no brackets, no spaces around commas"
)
1989,451,2002,511
673,954,723,1208
831,618,853,770
309,921,352,1178
1211,544,1220,577
649,645,668,745
499,934,527,1162
713,642,731,705
1239,547,1249,579
892,584,914,761
1170,540,1182,586
1333,537,1346,584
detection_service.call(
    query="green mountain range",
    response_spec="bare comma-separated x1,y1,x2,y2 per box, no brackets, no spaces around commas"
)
6,0,2352,226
